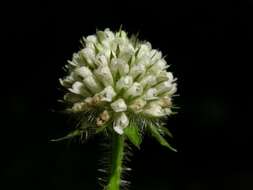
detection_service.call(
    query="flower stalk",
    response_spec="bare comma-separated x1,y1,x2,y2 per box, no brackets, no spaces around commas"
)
106,133,125,190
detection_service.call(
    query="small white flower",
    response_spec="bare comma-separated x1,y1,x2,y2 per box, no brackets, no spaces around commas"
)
156,71,174,82
95,53,108,66
80,47,96,67
74,66,93,79
83,76,102,94
149,59,167,74
139,75,157,88
59,75,75,88
109,58,129,77
129,64,146,79
129,98,146,113
113,112,129,135
116,75,133,91
96,86,116,102
137,42,152,58
150,49,162,62
94,65,114,86
156,81,173,94
124,82,143,98
69,81,90,96
110,98,127,112
143,104,165,117
143,88,158,100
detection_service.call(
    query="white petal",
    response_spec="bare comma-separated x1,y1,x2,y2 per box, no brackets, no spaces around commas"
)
69,81,90,96
113,112,129,135
110,98,127,112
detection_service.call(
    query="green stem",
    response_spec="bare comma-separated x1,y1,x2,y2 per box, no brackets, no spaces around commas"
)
106,133,124,190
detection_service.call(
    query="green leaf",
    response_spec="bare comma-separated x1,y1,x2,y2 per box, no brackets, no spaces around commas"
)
148,124,177,152
124,122,142,149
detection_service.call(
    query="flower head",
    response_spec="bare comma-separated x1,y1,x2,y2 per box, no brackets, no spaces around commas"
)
59,28,177,148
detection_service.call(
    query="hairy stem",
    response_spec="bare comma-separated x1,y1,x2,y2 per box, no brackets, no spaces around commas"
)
106,133,124,190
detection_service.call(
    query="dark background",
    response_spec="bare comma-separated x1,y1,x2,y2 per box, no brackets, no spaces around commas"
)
1,0,253,189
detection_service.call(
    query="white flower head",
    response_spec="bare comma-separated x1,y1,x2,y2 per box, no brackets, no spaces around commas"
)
60,28,177,135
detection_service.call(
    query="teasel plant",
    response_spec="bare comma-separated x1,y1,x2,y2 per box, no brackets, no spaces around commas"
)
52,27,178,190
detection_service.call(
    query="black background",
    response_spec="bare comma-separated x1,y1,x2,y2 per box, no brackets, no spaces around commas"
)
1,0,253,189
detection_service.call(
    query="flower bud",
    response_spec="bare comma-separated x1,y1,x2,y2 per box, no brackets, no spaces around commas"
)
111,98,127,112
113,112,129,135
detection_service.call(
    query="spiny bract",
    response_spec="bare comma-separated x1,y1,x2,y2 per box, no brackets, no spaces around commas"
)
60,28,177,138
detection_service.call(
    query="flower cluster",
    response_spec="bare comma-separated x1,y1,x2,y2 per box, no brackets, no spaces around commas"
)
60,28,177,135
